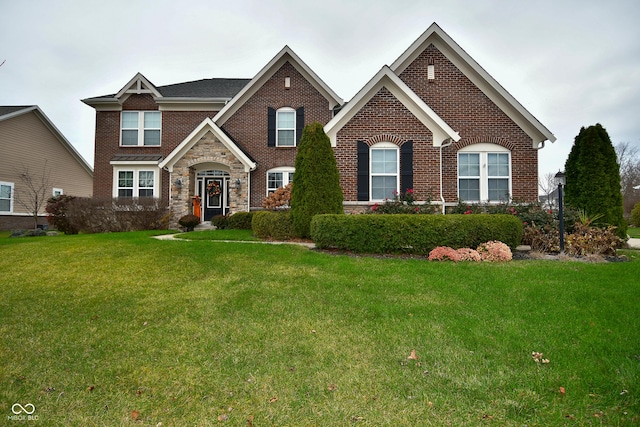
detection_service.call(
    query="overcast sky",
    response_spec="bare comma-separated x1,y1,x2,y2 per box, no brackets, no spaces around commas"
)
1,0,639,184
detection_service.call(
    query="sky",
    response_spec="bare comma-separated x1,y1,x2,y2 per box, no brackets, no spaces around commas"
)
1,0,639,184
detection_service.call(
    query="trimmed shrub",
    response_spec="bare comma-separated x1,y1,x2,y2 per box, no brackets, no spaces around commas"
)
211,214,229,229
252,211,295,240
631,202,640,227
227,212,254,230
262,183,292,210
179,214,200,232
45,195,78,234
369,189,438,214
311,214,523,255
290,123,343,238
477,241,512,262
456,248,482,262
428,246,461,261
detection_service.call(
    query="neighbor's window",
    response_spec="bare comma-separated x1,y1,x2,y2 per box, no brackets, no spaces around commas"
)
458,143,511,202
0,181,14,213
276,108,295,147
52,188,63,197
121,111,161,146
267,167,295,195
370,142,399,200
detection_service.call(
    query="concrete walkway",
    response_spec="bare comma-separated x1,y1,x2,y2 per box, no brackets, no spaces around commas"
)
152,233,316,248
628,238,640,249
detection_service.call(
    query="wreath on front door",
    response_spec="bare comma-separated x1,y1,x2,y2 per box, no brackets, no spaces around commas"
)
207,181,222,196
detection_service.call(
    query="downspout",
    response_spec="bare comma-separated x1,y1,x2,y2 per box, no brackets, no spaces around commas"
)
440,138,453,214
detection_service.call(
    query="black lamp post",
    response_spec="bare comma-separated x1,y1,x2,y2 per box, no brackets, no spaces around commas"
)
554,171,566,253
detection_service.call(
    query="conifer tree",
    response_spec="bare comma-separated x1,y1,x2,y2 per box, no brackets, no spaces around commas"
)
290,122,343,238
564,123,626,237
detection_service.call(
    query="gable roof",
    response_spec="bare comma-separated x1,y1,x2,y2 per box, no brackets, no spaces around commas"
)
214,46,343,126
391,22,555,147
0,105,93,176
159,117,257,173
324,66,460,147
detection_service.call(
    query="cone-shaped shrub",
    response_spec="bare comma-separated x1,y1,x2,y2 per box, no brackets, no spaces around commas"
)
290,122,343,238
565,124,626,237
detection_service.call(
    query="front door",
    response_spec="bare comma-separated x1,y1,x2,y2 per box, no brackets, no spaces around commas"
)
201,176,230,221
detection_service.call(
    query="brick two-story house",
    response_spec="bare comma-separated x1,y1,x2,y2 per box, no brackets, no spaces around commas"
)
83,23,555,226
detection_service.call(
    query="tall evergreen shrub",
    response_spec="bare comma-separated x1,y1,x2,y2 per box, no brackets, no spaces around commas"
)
564,124,626,237
290,122,343,238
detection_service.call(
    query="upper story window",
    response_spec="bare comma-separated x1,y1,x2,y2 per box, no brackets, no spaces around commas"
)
0,181,14,213
370,142,399,201
276,108,295,147
266,167,295,195
458,143,511,203
121,111,161,146
115,169,157,198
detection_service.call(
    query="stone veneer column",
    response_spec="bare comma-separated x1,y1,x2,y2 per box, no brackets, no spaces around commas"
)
168,131,249,229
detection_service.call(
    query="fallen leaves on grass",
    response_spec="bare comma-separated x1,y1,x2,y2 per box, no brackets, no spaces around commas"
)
247,415,254,427
559,386,566,397
407,349,419,360
131,410,140,421
327,384,337,391
269,396,278,403
532,351,550,364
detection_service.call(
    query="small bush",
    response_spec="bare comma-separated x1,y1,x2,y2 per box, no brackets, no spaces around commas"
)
311,214,522,255
477,241,512,262
227,212,254,230
45,195,78,234
211,214,229,229
456,248,482,262
262,183,292,210
565,223,623,256
631,202,640,227
179,214,200,232
428,246,461,261
252,211,295,240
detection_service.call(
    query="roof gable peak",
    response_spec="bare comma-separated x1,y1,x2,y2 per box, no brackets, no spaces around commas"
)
115,72,162,100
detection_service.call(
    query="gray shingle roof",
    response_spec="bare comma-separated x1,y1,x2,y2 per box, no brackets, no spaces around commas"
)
0,105,34,117
111,154,163,162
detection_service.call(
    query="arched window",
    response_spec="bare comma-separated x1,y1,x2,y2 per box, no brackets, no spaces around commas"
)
458,143,511,202
370,142,399,201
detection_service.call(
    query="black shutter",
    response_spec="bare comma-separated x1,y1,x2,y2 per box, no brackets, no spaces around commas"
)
267,107,276,147
400,140,413,194
357,141,369,201
296,107,304,145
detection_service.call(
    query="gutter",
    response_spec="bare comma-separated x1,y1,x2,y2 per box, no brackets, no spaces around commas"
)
439,138,454,214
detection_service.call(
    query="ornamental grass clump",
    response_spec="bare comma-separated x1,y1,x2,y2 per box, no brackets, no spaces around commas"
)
428,246,461,262
477,240,512,262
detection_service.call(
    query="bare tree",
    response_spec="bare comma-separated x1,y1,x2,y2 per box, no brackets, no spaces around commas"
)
614,142,640,218
14,162,52,229
538,172,557,209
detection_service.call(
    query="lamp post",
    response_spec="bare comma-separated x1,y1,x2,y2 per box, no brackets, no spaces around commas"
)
554,171,566,253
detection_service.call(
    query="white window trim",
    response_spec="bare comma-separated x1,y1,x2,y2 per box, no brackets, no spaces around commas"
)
370,142,399,202
457,143,511,203
0,181,14,213
266,166,295,196
52,188,63,197
112,166,160,198
276,107,296,147
120,111,161,147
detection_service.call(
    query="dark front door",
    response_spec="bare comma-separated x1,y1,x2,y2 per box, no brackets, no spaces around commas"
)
204,177,224,221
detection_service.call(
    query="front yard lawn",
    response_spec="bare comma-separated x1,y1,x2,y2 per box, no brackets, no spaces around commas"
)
1,231,638,426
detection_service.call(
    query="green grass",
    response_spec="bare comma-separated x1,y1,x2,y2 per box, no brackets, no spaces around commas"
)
176,229,258,241
627,227,640,238
1,231,639,426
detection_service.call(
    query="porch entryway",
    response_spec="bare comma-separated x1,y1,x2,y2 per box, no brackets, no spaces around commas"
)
196,170,230,221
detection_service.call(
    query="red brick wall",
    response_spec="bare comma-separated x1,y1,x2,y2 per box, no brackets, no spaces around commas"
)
93,93,217,201
398,44,538,202
221,61,334,208
334,87,438,202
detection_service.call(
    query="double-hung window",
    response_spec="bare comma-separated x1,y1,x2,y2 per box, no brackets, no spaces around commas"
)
266,167,295,195
458,144,511,202
276,108,295,147
116,169,156,198
0,181,14,213
121,111,161,146
370,142,399,200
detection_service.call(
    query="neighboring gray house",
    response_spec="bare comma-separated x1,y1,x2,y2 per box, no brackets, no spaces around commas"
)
0,106,93,230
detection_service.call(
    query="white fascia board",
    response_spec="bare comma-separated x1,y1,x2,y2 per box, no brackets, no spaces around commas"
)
81,98,122,111
110,160,159,166
391,23,556,147
0,106,37,122
324,66,459,147
115,72,162,99
214,46,343,126
159,118,256,173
